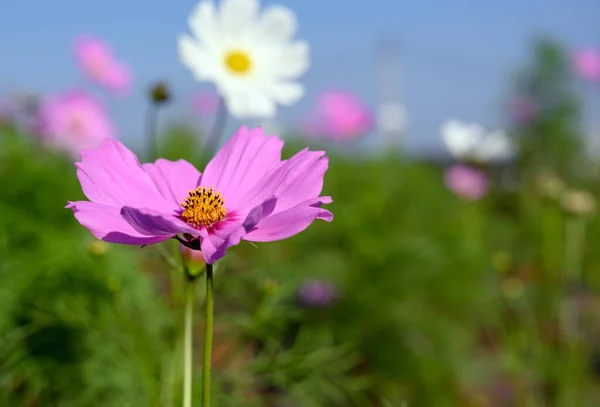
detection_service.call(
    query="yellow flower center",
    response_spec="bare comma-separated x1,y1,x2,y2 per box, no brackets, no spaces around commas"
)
224,50,252,74
180,187,227,228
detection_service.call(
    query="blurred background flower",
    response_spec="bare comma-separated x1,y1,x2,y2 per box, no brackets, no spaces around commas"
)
33,89,115,156
441,119,513,163
444,164,488,201
178,0,310,119
297,279,337,308
572,48,600,82
303,90,373,141
74,35,132,94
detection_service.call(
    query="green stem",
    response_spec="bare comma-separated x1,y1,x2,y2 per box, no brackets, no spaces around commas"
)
563,218,586,285
183,278,196,407
202,264,214,407
556,217,587,407
541,201,562,284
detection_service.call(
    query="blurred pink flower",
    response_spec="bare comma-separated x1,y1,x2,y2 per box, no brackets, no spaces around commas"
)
35,89,116,157
304,90,372,141
192,91,220,116
298,279,337,307
74,35,131,94
572,48,600,82
444,164,488,201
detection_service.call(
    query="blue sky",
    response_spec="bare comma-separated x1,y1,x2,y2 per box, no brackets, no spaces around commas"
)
1,0,599,153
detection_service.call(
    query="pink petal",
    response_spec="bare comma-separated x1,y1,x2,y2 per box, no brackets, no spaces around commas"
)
76,139,173,211
120,207,198,237
68,201,170,245
34,89,115,157
235,148,328,214
74,35,132,94
200,197,277,264
244,197,333,242
143,158,202,205
200,126,284,208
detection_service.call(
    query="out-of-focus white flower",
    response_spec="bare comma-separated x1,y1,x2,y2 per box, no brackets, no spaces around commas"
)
441,119,513,162
377,102,406,134
178,0,310,119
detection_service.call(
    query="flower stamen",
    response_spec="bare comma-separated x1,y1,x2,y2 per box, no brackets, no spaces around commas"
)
224,50,252,74
180,186,226,228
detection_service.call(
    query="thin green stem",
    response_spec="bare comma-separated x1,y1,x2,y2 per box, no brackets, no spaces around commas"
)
563,218,586,285
202,264,214,407
556,217,587,407
183,278,196,407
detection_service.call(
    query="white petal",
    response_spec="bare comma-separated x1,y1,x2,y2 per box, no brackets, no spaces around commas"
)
480,131,513,161
225,90,276,119
266,81,304,105
256,5,297,43
441,120,481,158
270,41,310,78
220,0,259,37
188,0,221,51
178,35,217,81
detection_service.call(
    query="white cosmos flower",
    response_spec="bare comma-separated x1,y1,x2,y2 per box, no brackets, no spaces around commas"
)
441,119,513,162
178,0,310,119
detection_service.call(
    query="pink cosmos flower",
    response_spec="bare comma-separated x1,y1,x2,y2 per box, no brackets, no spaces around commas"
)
74,35,131,94
192,91,220,116
67,127,333,264
444,164,488,201
572,48,600,82
35,89,115,157
304,90,372,141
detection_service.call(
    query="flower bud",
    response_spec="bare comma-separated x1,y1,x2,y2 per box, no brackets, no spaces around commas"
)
149,81,171,105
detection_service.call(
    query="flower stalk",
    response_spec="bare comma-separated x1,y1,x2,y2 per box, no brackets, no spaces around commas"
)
202,263,214,407
183,274,196,407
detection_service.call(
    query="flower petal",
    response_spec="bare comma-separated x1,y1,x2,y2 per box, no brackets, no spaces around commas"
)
178,35,217,81
225,90,276,119
200,196,277,264
76,139,173,211
200,126,283,208
143,158,201,205
255,5,297,43
236,147,329,214
271,41,310,78
68,201,170,245
188,0,221,51
121,207,198,237
219,0,259,37
270,81,305,106
244,197,333,242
